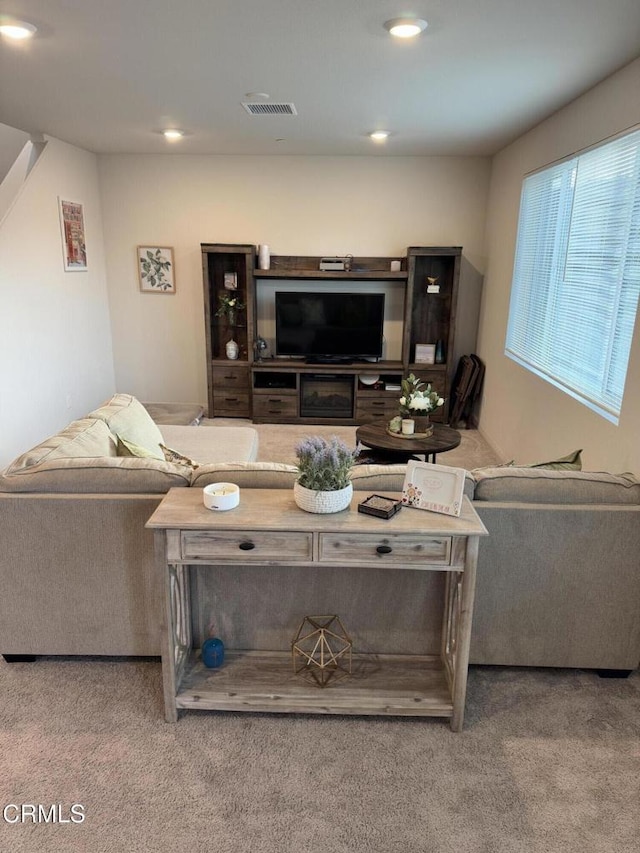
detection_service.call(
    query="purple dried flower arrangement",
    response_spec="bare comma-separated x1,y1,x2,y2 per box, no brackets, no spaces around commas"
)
294,436,356,491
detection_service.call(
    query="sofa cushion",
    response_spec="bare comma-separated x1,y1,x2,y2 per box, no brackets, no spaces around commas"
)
472,467,640,504
3,418,116,474
0,456,192,494
88,393,165,460
192,461,298,490
190,462,474,499
160,424,259,465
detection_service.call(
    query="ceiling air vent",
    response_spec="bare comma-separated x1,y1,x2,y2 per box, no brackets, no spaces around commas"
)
242,102,297,116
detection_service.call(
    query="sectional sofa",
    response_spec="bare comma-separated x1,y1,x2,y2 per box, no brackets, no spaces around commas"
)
1,393,639,674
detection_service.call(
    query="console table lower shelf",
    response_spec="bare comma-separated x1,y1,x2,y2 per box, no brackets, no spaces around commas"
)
174,649,453,717
146,488,488,731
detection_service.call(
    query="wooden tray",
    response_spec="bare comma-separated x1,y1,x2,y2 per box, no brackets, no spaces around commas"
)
387,426,434,439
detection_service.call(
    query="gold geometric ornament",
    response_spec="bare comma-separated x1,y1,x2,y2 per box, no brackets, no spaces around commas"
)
291,615,352,688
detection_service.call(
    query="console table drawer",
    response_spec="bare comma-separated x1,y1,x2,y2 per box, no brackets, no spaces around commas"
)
318,533,452,566
181,530,313,561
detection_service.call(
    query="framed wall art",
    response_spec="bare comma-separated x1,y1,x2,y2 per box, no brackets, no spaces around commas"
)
414,343,436,364
137,246,176,293
59,198,87,271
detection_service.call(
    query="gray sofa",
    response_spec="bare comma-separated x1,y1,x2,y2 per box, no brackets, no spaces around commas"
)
1,397,639,674
190,461,640,674
0,394,259,657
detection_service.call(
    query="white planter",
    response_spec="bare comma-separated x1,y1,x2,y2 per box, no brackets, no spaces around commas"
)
293,481,353,514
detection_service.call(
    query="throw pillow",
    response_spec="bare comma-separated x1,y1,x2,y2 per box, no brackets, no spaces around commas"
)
116,437,199,469
524,449,583,470
160,444,199,470
116,436,158,459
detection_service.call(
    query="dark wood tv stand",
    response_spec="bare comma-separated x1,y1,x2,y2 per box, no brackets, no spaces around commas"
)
201,246,461,425
251,359,407,425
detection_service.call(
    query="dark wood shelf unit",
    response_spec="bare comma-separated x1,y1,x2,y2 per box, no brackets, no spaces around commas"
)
201,244,461,423
202,244,255,418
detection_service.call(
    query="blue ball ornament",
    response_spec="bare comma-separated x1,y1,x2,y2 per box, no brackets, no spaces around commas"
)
201,636,225,668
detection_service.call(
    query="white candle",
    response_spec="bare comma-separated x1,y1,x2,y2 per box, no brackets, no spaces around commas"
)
401,418,415,435
203,482,240,510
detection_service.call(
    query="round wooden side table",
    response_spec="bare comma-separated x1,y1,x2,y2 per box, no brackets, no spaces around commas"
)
355,421,461,464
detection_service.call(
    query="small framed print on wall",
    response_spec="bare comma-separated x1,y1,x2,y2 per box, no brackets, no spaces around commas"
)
414,343,436,364
59,198,87,271
137,246,176,293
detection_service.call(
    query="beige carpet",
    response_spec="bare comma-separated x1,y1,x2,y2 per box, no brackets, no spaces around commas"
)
203,419,502,469
1,656,638,852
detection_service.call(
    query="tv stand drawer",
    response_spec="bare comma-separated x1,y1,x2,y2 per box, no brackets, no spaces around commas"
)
252,395,298,418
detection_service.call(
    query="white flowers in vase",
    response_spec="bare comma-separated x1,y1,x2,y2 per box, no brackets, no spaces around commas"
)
398,373,444,417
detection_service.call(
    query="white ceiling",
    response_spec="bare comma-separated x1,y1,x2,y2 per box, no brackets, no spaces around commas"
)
1,0,640,157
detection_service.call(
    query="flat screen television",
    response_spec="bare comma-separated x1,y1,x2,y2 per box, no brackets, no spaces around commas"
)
275,291,385,362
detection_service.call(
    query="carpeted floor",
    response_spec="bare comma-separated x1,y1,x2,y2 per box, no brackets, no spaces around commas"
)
1,423,638,852
1,657,638,852
202,419,503,469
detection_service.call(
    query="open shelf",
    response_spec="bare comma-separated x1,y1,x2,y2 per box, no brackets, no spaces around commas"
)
255,269,408,281
176,650,453,717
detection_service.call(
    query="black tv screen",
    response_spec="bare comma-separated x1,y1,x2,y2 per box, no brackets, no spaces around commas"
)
275,291,385,360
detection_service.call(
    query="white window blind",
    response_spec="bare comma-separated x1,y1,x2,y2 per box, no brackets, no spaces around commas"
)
505,128,640,423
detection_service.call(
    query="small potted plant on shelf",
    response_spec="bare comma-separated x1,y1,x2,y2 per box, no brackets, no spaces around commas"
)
216,293,246,360
390,373,444,436
215,293,245,328
293,436,356,514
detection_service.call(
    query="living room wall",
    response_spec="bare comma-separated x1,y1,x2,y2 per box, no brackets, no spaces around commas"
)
479,57,640,473
0,137,115,469
98,154,490,405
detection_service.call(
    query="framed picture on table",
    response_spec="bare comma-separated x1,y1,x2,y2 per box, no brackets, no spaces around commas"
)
401,461,466,517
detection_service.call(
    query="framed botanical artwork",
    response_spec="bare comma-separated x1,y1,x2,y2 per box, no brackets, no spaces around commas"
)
59,198,87,271
137,246,176,293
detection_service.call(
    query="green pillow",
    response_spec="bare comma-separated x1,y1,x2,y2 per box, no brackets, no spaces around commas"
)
116,437,199,469
523,449,583,471
116,436,158,459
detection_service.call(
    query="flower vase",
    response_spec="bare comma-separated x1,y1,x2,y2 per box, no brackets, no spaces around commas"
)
412,415,433,436
293,481,353,514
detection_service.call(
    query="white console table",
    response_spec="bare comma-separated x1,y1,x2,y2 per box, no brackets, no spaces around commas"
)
147,488,487,731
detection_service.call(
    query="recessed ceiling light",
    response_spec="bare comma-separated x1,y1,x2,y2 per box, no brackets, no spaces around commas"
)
384,18,428,38
0,19,37,39
370,131,390,142
162,129,184,141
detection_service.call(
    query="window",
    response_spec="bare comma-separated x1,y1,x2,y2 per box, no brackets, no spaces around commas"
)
505,128,640,423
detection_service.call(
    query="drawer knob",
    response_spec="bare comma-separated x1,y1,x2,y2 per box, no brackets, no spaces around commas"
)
376,544,393,555
238,541,255,551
